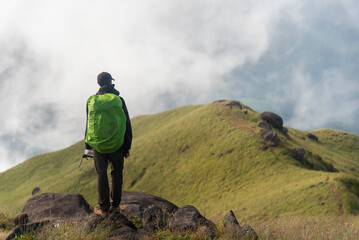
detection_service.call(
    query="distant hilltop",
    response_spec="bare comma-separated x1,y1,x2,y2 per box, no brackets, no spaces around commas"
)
0,100,358,224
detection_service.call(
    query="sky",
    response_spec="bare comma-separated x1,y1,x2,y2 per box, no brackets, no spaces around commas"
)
0,0,358,172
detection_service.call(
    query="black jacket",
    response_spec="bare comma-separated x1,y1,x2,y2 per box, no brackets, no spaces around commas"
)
85,84,132,153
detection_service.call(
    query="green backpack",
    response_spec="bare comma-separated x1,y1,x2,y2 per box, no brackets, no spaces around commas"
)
85,93,126,153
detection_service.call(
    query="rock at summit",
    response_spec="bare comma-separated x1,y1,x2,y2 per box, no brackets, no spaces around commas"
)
260,112,283,130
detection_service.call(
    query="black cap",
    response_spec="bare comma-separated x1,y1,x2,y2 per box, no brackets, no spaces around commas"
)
97,72,115,86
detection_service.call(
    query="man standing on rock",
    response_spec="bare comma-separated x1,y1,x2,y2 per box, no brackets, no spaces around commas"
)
85,72,132,217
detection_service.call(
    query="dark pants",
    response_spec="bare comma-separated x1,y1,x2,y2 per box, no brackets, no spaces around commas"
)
93,148,124,211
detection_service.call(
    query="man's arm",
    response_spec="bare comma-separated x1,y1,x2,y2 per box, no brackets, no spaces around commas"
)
120,97,132,157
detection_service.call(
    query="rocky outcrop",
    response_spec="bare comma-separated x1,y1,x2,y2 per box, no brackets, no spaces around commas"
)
223,210,240,229
31,187,40,196
22,193,91,223
142,205,168,232
82,214,105,233
105,226,143,240
83,211,141,240
8,192,257,240
13,213,28,226
257,121,272,130
237,225,259,240
281,127,288,135
225,101,242,109
259,145,268,151
169,205,218,239
307,133,319,141
260,112,283,130
120,191,178,219
223,210,258,240
6,221,50,240
260,129,279,146
292,147,305,161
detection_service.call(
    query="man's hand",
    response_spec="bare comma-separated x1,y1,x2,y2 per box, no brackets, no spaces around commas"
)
125,151,130,158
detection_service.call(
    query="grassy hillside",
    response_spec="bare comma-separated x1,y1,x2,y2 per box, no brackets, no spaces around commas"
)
0,100,358,226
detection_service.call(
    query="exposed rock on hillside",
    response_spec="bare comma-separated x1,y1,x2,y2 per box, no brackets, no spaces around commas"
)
13,213,28,226
82,214,105,233
6,221,50,240
225,100,242,109
260,112,283,130
223,210,239,229
260,129,279,146
258,121,272,130
260,145,268,151
223,210,258,240
120,191,178,218
282,127,288,135
22,193,91,223
307,133,319,141
8,192,257,240
169,205,218,239
292,147,306,161
31,187,40,196
142,205,168,232
84,210,141,240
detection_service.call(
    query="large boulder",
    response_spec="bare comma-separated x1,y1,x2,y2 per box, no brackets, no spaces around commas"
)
260,112,283,130
169,205,217,239
120,191,178,219
223,210,258,240
22,193,91,223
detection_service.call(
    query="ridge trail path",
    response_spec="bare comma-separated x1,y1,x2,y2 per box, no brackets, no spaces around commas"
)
324,175,344,216
331,183,344,215
215,103,260,139
214,103,280,160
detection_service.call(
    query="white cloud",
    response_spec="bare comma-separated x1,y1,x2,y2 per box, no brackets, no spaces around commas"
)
282,66,359,130
0,0,358,171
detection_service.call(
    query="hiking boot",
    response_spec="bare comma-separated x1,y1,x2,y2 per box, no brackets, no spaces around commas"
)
109,206,119,213
94,207,109,218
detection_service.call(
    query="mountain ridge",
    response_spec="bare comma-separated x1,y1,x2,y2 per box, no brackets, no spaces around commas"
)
1,100,358,225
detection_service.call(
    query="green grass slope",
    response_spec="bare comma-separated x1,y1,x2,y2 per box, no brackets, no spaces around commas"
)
1,100,358,225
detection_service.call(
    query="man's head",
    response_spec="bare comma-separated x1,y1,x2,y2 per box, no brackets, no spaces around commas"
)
97,72,114,86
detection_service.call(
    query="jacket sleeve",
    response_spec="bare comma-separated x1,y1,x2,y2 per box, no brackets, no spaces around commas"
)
85,101,92,150
120,97,132,152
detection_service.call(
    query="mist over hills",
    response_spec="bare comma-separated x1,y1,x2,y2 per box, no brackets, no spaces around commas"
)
0,100,358,224
1,0,359,173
